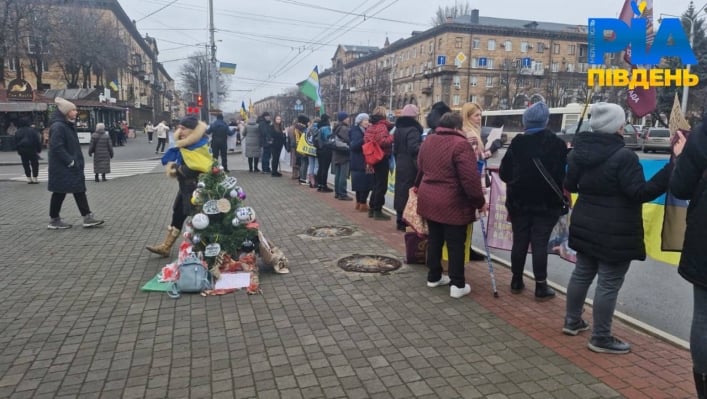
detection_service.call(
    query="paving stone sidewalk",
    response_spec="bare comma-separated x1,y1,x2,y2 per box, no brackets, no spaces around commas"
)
0,163,693,398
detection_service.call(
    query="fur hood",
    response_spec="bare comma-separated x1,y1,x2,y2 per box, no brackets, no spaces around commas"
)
175,121,207,148
395,116,423,132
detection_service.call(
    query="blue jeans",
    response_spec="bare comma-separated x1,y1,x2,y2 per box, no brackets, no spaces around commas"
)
307,156,318,175
334,163,350,197
565,252,630,339
261,147,271,172
693,285,707,374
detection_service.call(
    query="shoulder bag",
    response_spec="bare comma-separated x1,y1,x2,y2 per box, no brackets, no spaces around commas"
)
532,158,569,214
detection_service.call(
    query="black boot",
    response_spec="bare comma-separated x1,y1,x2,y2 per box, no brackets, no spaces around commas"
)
469,250,485,261
696,370,707,399
95,174,100,182
510,274,525,294
535,280,556,301
102,174,107,182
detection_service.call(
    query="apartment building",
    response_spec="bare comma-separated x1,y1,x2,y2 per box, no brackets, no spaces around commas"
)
320,9,588,119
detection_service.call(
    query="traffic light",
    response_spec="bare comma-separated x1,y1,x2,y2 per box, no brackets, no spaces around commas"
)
196,95,203,107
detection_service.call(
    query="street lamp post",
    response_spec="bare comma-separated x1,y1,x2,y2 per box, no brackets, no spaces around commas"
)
661,2,707,114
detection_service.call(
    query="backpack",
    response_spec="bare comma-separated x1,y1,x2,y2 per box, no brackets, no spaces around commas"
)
167,254,213,299
362,140,384,166
305,126,320,149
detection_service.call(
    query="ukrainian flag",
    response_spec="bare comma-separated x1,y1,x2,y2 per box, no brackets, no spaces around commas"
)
109,80,119,91
640,159,681,266
219,62,236,75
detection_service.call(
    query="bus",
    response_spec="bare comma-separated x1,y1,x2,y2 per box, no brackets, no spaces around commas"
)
481,103,587,142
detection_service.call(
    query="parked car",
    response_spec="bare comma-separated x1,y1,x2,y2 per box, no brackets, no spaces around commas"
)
642,128,671,153
558,121,640,149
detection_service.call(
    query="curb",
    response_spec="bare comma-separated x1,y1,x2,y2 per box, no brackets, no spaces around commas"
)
471,244,690,351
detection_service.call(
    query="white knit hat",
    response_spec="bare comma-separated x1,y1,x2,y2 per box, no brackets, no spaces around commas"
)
55,97,76,115
589,103,626,133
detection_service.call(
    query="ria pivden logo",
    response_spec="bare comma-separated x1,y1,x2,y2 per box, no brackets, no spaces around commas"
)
587,0,698,89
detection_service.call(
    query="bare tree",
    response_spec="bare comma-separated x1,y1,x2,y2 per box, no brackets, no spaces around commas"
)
0,0,20,85
431,1,472,26
179,52,229,113
348,62,391,112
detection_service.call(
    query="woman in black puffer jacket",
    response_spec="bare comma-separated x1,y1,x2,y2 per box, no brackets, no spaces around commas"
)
563,102,683,355
670,123,707,398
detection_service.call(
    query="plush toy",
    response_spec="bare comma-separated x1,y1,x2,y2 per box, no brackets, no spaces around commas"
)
164,118,212,177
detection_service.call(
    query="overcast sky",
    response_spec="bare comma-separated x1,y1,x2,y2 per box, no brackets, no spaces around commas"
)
117,0,694,113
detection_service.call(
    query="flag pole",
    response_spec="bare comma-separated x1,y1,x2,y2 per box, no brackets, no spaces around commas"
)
575,80,595,134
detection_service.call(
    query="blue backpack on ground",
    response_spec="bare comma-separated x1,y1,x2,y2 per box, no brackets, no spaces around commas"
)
167,254,213,299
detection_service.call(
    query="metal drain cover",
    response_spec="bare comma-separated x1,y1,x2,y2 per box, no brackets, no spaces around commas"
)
305,225,355,237
337,255,402,273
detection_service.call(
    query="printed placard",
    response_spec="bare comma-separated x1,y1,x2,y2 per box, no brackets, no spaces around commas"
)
205,243,221,257
202,200,220,215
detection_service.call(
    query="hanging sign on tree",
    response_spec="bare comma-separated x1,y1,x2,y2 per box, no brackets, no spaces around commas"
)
202,200,220,215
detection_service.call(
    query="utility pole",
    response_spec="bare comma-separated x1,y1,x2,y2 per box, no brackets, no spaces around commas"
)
208,0,219,116
197,60,203,121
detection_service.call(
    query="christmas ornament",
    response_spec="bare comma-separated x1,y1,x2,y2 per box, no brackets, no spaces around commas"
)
212,166,221,175
202,200,220,215
205,243,221,257
220,176,238,190
241,238,255,253
192,233,201,244
217,198,231,213
231,218,241,227
183,231,192,240
236,206,256,223
229,189,239,198
192,213,210,229
197,182,206,189
238,189,246,201
219,165,225,171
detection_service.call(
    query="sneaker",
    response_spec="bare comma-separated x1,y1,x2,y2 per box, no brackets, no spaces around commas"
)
562,319,590,336
450,284,471,298
535,281,556,300
299,180,309,185
427,275,451,288
48,218,72,229
82,213,105,228
337,195,353,201
587,336,631,354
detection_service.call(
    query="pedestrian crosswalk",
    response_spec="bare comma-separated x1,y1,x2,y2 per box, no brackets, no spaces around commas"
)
11,160,161,183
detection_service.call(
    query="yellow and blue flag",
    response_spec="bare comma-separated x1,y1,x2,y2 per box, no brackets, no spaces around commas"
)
219,62,236,75
240,101,248,121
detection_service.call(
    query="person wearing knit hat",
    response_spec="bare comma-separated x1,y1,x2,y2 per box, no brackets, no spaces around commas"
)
336,111,349,122
522,101,550,133
426,101,451,130
350,113,373,210
178,115,199,130
297,114,310,125
563,101,685,355
393,104,424,230
46,97,104,230
88,122,113,182
588,102,626,133
332,112,352,200
499,101,568,301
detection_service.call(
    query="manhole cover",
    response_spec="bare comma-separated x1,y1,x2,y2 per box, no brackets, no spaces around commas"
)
305,225,354,237
337,255,402,274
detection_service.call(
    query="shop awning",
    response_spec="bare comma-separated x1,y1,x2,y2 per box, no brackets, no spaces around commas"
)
0,102,48,112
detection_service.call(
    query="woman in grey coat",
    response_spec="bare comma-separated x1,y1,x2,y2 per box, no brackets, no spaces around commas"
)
88,123,113,182
242,116,261,172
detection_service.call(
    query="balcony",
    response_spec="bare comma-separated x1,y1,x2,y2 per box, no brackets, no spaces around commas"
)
421,86,433,95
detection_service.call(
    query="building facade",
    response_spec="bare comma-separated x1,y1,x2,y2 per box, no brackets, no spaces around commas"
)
0,0,177,134
319,9,589,121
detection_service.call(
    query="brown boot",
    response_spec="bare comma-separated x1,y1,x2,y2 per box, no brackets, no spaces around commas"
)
146,226,181,257
358,203,369,212
355,202,361,211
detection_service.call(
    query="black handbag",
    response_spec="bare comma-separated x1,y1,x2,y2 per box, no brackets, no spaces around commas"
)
532,158,570,214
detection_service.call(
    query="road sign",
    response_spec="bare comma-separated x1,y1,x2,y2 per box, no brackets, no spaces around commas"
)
454,52,466,68
436,55,446,66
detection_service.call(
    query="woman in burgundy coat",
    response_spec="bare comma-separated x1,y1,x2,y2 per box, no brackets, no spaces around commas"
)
415,112,486,298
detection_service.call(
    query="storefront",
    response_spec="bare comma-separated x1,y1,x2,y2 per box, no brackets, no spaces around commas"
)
0,80,49,151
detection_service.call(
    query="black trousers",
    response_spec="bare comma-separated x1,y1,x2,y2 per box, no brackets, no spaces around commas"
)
271,143,284,173
316,149,332,187
50,192,90,219
170,167,199,229
147,131,154,141
211,142,228,170
155,138,166,153
426,221,468,288
370,157,389,211
355,190,370,204
509,212,560,282
248,157,260,171
19,152,39,177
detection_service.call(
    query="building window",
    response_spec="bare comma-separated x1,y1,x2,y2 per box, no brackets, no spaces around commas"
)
568,44,576,55
488,39,496,50
429,42,433,54
487,59,494,69
470,95,478,104
520,41,529,53
470,75,478,86
579,45,587,57
472,38,480,49
455,37,463,48
27,37,48,54
7,57,19,72
566,63,575,72
504,40,512,51
551,62,559,72
413,47,417,58
486,76,494,87
438,38,443,48
453,76,461,88
536,42,545,53
412,65,416,75
453,94,460,106
553,43,560,54
534,78,542,88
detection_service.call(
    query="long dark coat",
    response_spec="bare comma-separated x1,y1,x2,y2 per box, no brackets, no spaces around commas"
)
88,131,113,174
670,124,707,288
393,116,423,211
349,124,373,192
48,110,86,193
565,132,671,263
14,127,42,155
